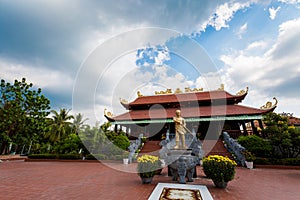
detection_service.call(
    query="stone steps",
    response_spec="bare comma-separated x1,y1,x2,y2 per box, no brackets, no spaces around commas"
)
202,139,233,159
139,140,161,156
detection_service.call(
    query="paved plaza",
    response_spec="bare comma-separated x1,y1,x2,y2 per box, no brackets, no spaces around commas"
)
0,160,299,200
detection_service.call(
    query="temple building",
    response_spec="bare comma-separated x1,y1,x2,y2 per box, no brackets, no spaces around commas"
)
104,86,277,140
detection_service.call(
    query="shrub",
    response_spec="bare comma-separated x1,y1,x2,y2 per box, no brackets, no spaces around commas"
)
114,155,123,160
283,158,300,166
237,135,272,157
93,153,107,160
113,134,130,151
141,137,147,143
203,155,237,183
28,154,57,159
254,157,271,165
243,150,256,162
85,154,96,160
254,157,300,165
58,154,81,160
137,155,161,178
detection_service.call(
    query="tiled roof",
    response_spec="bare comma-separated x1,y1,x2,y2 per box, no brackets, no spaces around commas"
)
288,116,300,126
125,90,246,108
110,104,275,121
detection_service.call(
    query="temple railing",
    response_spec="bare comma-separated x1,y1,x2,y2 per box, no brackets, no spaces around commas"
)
223,132,246,166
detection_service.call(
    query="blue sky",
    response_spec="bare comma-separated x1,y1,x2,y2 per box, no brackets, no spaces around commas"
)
1,0,300,124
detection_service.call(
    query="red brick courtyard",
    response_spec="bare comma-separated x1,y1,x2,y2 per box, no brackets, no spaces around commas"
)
0,160,299,200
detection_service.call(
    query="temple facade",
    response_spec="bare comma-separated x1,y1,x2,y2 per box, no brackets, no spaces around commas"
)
104,86,277,140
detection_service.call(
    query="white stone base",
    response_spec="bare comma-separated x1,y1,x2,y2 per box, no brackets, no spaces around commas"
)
148,183,213,200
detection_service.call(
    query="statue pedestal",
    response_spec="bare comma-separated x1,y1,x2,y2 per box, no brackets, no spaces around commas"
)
166,149,198,183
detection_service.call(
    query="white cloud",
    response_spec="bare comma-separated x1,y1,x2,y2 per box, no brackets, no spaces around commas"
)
201,1,252,31
246,40,268,51
155,48,170,66
0,58,73,91
236,23,248,39
269,6,281,20
220,17,300,117
279,0,300,4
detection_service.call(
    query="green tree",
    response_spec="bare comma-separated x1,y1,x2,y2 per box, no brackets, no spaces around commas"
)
262,112,300,158
79,122,106,154
0,78,50,154
53,133,83,154
46,109,73,143
237,135,272,158
72,113,88,134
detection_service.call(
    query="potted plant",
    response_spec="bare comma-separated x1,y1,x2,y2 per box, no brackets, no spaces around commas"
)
137,154,161,184
243,150,255,169
202,155,237,188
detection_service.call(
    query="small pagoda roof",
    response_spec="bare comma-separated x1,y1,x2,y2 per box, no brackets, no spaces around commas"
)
120,87,249,110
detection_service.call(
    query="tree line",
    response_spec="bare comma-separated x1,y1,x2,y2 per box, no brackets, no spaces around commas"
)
0,77,129,156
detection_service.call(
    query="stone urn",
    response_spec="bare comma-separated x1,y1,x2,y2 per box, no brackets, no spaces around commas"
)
245,161,253,169
213,180,228,188
140,176,153,184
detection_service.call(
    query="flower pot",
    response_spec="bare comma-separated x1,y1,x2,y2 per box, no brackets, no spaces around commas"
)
245,161,253,169
140,176,153,184
213,180,228,188
123,158,129,164
155,168,162,175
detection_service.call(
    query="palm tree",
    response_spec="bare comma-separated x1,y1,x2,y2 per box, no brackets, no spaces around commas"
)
47,109,74,143
72,113,88,134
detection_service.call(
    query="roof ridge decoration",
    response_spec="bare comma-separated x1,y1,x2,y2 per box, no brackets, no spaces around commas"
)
184,87,203,93
217,84,225,91
120,98,128,104
154,87,205,95
137,91,143,97
236,86,249,96
154,88,173,95
260,97,278,110
104,108,114,118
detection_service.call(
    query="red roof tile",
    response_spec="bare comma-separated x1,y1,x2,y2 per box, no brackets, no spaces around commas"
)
126,90,246,108
288,116,300,126
111,104,274,121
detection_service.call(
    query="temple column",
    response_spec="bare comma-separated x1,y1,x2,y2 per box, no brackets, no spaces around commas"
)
258,119,264,137
250,120,257,135
241,121,247,135
258,119,264,129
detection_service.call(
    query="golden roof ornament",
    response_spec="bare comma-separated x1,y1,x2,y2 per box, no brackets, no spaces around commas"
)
120,98,128,104
154,88,173,95
104,108,114,118
236,87,249,96
184,87,203,93
137,91,143,97
260,97,278,109
193,87,203,92
185,87,193,93
217,84,225,91
175,88,182,94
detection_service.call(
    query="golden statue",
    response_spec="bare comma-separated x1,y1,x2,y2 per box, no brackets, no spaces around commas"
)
173,110,187,149
218,84,224,91
137,91,143,97
175,88,182,94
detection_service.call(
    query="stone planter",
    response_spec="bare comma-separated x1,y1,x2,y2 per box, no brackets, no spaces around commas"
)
245,161,253,169
213,180,228,188
123,158,129,164
140,176,153,184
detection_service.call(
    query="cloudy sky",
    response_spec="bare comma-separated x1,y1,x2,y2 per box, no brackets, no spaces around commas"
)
1,0,300,124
